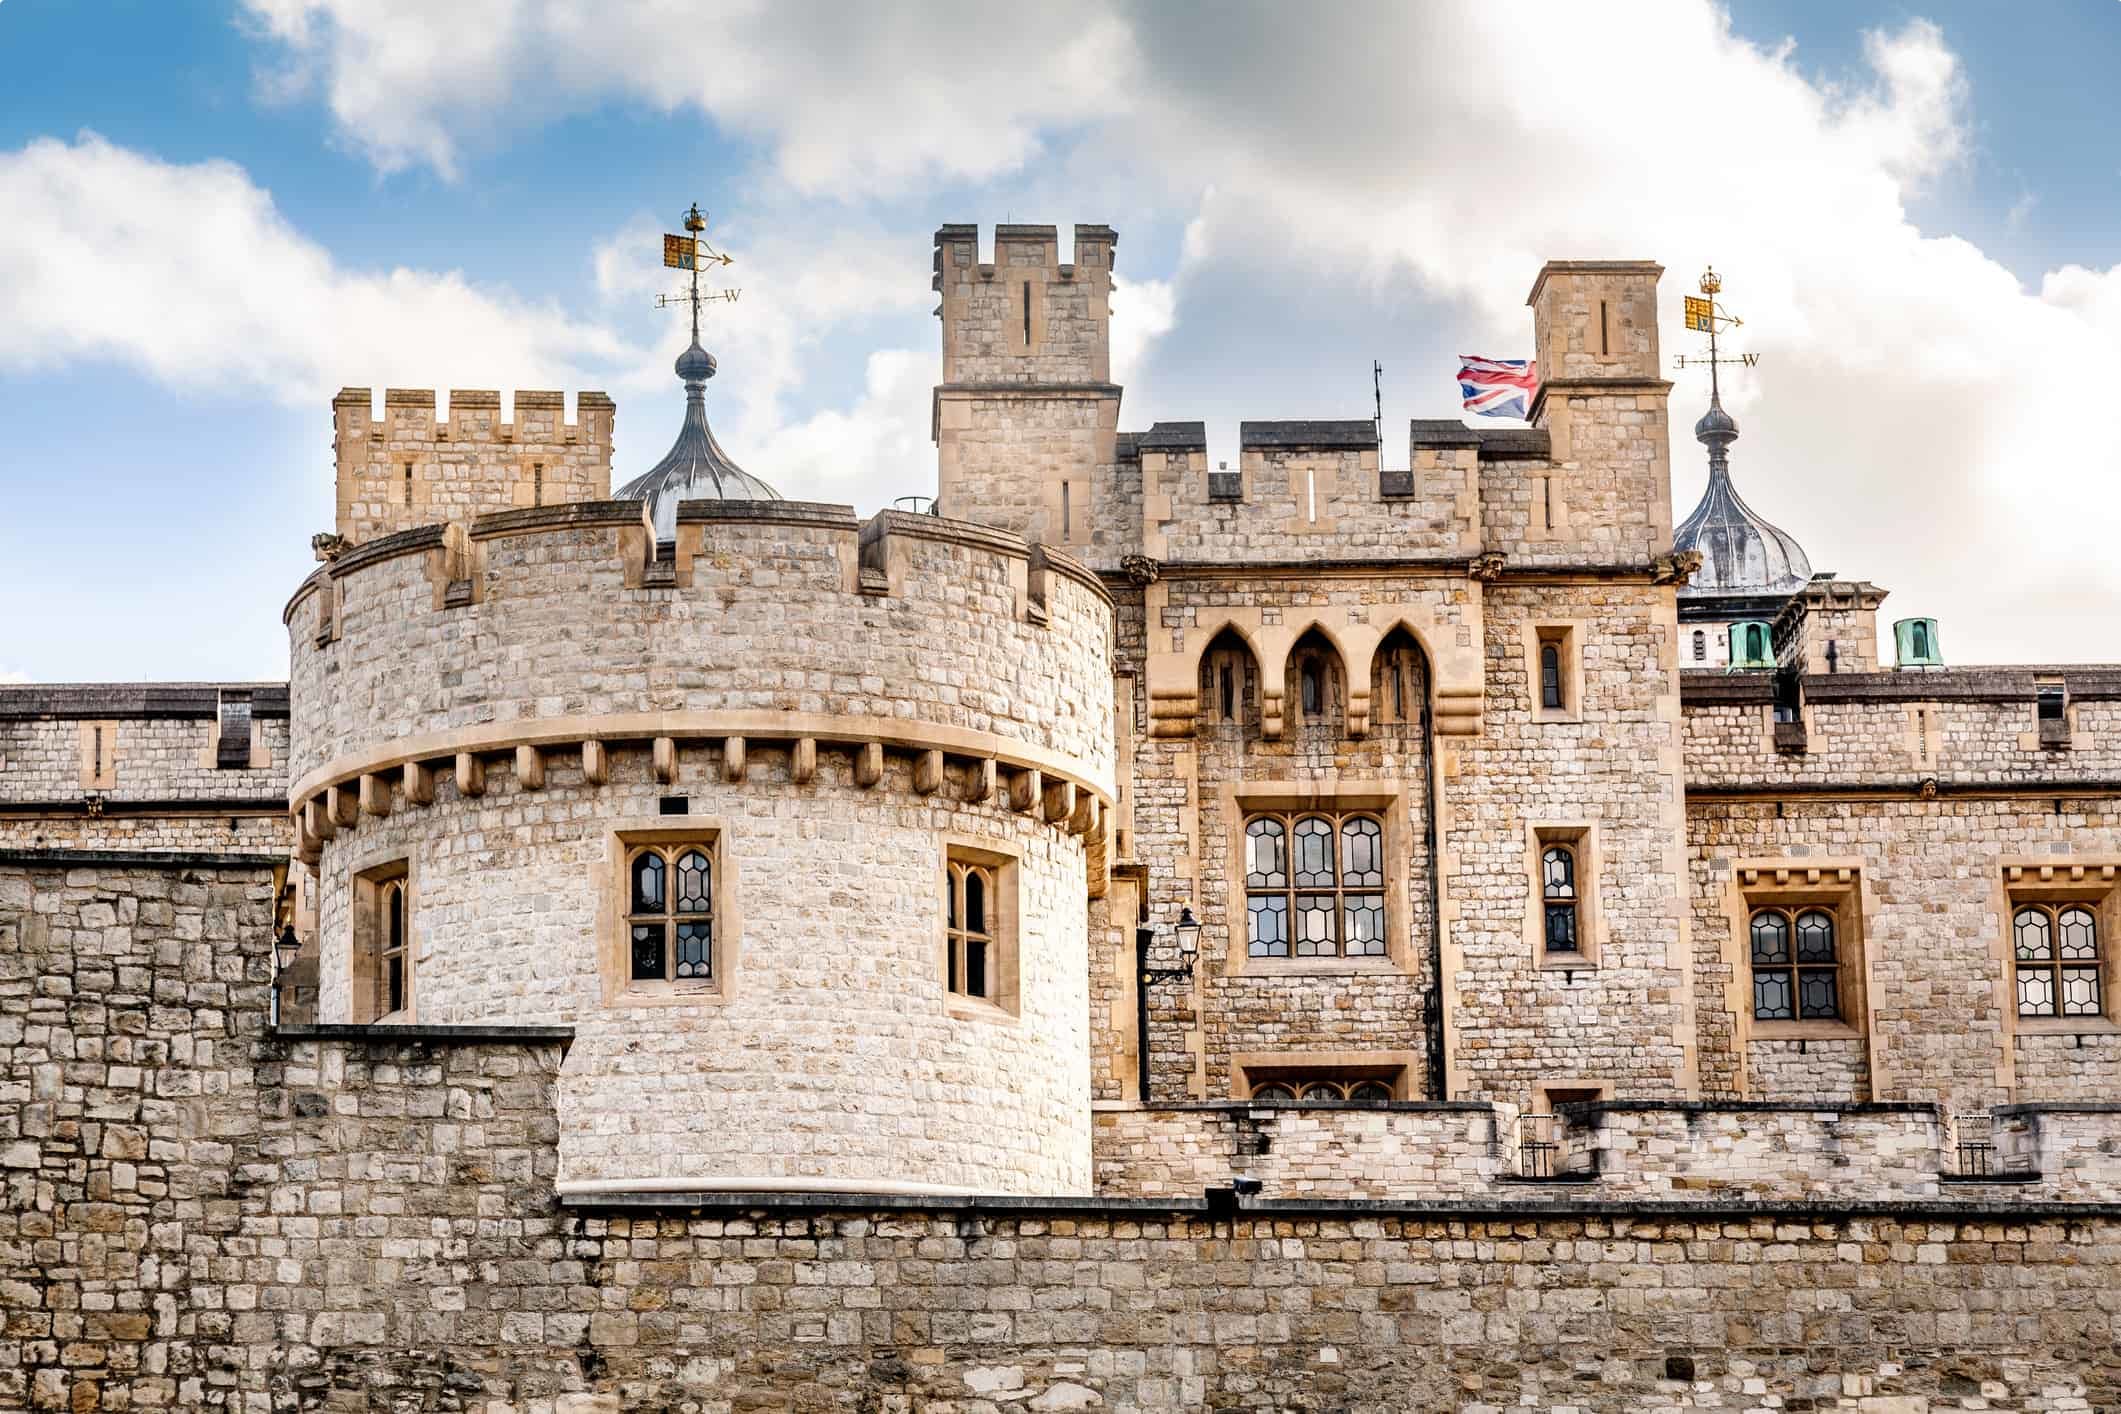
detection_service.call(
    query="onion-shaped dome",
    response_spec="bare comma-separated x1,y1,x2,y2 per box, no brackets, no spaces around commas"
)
1674,394,1811,598
614,338,780,540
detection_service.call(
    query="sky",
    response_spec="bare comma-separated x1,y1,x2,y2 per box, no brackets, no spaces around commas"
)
3,1,2120,682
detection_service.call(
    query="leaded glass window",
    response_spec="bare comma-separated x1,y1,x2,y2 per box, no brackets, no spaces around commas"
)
1542,845,1578,953
2014,903,2102,1018
1539,643,1563,710
1750,906,1839,1021
1243,811,1386,958
627,843,714,983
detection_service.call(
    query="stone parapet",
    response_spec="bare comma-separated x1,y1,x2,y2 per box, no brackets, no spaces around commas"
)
1094,1102,1506,1197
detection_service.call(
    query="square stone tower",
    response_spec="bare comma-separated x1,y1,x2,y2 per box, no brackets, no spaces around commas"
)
1519,261,1673,564
931,224,1120,548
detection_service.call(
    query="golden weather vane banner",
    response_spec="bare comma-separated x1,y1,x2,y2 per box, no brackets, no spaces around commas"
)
1683,295,1715,333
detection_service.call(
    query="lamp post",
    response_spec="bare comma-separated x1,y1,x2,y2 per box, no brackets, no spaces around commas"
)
271,926,301,1027
1136,905,1200,1101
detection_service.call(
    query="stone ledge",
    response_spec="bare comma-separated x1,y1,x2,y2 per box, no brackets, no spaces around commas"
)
0,797,289,817
269,1023,575,1046
557,1188,2121,1222
0,848,285,870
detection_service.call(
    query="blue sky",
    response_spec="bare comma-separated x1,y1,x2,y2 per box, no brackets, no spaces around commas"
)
3,1,2119,680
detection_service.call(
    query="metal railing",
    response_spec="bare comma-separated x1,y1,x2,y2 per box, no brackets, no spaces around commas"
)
1514,1114,1565,1178
1951,1112,1997,1176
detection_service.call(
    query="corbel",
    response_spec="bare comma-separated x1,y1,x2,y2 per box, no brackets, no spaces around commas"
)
854,741,884,788
913,749,944,795
722,737,747,784
327,785,359,830
358,772,392,819
1010,768,1043,814
515,745,545,791
653,737,678,784
402,761,434,806
581,740,608,786
967,758,996,804
1042,778,1075,824
791,738,817,785
1068,790,1099,836
304,797,335,843
455,752,486,798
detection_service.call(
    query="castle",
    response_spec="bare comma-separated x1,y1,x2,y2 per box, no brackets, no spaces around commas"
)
6,223,2121,1410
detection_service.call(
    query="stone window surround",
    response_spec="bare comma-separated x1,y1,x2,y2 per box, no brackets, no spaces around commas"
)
78,720,118,790
349,853,412,1025
1231,1049,1420,1103
1719,859,1873,1050
1218,782,1415,978
1524,823,1605,969
1996,859,2121,1040
1523,620,1584,724
940,835,1022,1023
598,820,742,1007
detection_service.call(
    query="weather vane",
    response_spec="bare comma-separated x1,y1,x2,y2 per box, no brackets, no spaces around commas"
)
1673,266,1757,405
657,202,740,344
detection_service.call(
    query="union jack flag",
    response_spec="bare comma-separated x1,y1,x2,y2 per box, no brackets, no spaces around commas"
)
1457,356,1539,420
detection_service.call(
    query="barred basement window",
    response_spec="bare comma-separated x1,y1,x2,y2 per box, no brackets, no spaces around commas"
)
1243,811,1385,958
1542,845,1579,953
627,843,714,983
2014,904,2103,1018
1750,906,1839,1020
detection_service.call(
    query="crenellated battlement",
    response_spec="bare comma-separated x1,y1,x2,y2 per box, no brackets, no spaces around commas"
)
285,499,1116,820
331,387,615,547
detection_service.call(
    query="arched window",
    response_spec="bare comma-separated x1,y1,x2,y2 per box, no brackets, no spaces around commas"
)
2013,904,2102,1017
1248,1075,1398,1104
1198,629,1257,730
1746,623,1770,664
1371,630,1427,728
380,878,407,1015
1299,658,1324,718
947,859,999,1002
1539,643,1563,710
1243,811,1385,957
1541,845,1578,953
1692,630,1707,662
1750,906,1838,1020
628,844,715,982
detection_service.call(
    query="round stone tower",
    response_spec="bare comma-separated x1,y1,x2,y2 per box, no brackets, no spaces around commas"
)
285,362,1113,1196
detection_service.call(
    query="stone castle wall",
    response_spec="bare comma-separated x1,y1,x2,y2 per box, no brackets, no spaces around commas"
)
1687,795,2121,1109
1441,581,1693,1101
9,856,2121,1413
0,686,292,854
1683,674,2121,785
332,387,614,545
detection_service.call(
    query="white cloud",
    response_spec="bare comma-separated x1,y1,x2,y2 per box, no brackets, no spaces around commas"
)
240,0,1135,191
1110,274,1176,388
0,132,634,406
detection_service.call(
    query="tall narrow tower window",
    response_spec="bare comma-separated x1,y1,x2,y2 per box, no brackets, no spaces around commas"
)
403,463,413,506
1061,481,1071,539
533,462,544,507
1022,282,1032,348
1598,300,1610,355
1539,643,1563,711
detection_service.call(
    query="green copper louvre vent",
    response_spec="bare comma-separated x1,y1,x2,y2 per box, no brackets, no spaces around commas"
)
1893,617,1943,669
1727,620,1775,671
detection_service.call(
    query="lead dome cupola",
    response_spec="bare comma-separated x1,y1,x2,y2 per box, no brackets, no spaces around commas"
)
614,338,780,540
1673,392,1811,598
